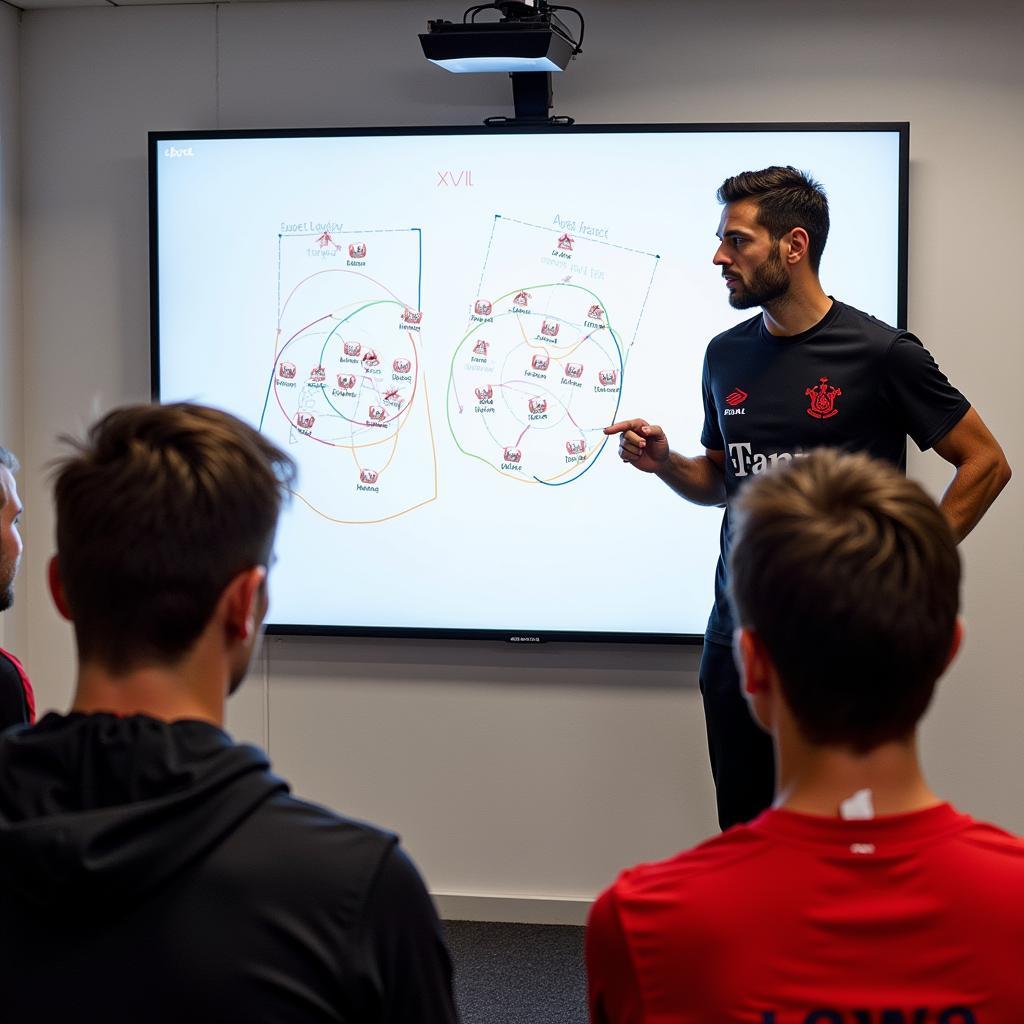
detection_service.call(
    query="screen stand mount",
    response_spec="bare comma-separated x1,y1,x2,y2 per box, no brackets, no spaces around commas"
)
484,72,575,127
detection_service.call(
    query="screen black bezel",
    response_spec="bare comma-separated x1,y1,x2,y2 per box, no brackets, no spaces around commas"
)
149,121,910,645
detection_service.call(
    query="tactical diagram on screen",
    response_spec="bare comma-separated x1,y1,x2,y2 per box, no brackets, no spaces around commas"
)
445,215,659,486
258,228,438,523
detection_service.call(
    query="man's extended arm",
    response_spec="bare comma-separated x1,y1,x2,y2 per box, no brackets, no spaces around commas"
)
932,407,1011,542
604,419,726,506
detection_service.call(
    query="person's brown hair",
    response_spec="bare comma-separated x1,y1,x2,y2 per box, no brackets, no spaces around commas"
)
52,403,296,671
728,449,960,752
717,165,830,272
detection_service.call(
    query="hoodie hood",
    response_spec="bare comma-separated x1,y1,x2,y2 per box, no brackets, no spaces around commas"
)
0,712,287,912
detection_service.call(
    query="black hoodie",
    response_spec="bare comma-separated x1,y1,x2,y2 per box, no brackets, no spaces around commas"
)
0,712,457,1023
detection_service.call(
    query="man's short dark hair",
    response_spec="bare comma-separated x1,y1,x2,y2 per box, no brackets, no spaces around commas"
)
728,449,960,752
52,403,296,672
0,447,18,512
717,166,830,273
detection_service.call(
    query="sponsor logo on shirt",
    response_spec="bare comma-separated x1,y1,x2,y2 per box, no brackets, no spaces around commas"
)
805,376,842,419
724,387,748,416
728,442,804,477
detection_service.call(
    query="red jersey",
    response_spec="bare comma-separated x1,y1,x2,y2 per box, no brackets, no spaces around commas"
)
587,804,1024,1024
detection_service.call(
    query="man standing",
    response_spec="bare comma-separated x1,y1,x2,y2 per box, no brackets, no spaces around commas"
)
0,404,457,1024
0,445,33,729
587,449,1024,1023
605,166,1010,830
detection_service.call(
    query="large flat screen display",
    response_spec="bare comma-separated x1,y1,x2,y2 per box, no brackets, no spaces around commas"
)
151,123,908,642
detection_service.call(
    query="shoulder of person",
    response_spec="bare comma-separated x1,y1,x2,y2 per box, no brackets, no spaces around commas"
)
609,822,769,901
0,647,22,672
242,789,401,893
262,790,399,852
833,300,919,346
951,813,1024,857
707,311,762,351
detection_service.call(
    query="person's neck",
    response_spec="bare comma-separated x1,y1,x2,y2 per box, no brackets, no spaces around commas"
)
761,280,833,337
775,729,941,818
71,641,227,727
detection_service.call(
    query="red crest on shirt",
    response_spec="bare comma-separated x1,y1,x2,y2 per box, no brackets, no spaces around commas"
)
805,377,842,419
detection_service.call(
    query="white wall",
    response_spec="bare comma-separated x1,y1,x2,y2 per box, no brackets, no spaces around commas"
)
15,0,1024,918
0,1,21,651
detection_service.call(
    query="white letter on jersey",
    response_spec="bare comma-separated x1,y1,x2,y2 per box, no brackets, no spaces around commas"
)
728,442,753,477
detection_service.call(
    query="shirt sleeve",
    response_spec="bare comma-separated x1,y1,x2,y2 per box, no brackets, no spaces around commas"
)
586,886,644,1024
700,351,723,451
880,333,970,451
362,843,458,1024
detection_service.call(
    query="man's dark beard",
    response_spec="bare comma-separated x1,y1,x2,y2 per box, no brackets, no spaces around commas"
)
728,243,790,310
0,551,15,612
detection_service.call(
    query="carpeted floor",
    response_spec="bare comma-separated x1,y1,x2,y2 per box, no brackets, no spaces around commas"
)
444,920,587,1024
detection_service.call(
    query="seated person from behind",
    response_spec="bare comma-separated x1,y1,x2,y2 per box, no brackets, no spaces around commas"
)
586,448,1024,1024
0,403,457,1024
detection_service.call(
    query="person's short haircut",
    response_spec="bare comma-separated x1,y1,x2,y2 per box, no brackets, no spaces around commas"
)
0,446,18,512
717,166,830,273
728,449,960,752
52,403,296,672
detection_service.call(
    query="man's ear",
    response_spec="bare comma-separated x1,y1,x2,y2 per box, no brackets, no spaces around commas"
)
783,226,811,266
220,566,268,644
942,618,964,673
48,555,73,621
736,628,779,735
736,627,774,696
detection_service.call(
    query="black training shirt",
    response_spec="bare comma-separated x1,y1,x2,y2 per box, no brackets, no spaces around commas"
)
0,649,30,731
700,299,969,645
